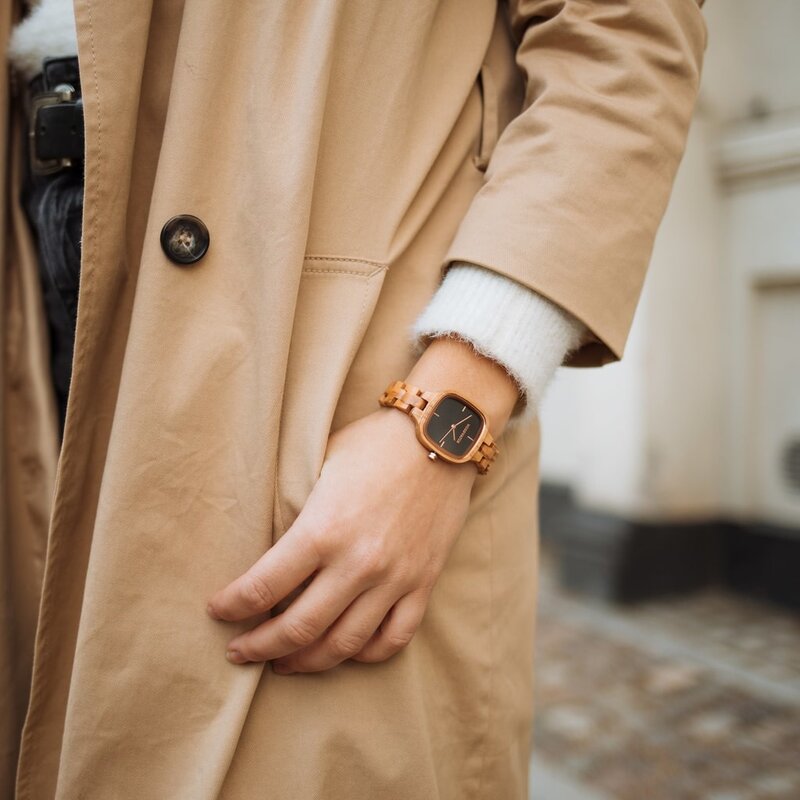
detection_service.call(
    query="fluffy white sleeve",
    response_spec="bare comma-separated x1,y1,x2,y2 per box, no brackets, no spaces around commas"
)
409,261,588,430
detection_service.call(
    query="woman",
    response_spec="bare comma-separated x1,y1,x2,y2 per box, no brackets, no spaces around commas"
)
2,0,707,797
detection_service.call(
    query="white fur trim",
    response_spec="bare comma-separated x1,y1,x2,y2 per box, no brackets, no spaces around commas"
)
6,0,78,82
409,262,588,430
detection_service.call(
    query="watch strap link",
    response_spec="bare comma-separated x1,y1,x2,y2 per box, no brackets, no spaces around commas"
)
378,379,429,414
471,431,499,475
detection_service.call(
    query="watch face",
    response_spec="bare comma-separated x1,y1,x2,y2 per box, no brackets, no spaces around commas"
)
424,395,485,458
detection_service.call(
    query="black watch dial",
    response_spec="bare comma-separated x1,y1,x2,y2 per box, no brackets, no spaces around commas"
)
424,395,485,458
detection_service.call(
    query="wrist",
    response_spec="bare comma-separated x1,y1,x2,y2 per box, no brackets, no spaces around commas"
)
403,334,520,438
372,404,480,487
377,378,500,476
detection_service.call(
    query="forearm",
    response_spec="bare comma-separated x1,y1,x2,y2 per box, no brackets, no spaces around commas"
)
406,262,589,438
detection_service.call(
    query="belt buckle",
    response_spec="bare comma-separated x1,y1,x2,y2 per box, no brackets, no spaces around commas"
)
29,83,77,176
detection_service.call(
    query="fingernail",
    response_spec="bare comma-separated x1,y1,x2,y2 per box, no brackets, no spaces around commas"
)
226,649,246,664
272,662,294,674
206,603,220,620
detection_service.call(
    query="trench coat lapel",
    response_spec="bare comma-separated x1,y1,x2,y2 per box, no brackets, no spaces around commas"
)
13,2,400,796
11,3,163,795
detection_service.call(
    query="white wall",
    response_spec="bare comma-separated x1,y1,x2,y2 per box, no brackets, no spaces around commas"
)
539,0,800,529
696,0,800,125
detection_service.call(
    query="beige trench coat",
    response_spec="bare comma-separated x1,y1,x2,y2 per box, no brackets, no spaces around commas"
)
1,0,707,797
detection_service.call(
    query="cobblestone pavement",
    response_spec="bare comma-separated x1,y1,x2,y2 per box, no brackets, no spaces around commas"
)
530,554,800,800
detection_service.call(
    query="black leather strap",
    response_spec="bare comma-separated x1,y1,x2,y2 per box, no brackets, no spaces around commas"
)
35,99,84,161
25,56,84,170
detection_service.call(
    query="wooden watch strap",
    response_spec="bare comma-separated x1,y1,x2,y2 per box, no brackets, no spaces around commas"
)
378,380,428,414
471,431,499,475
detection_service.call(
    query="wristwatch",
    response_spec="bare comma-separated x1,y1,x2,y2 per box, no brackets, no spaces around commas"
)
378,379,499,474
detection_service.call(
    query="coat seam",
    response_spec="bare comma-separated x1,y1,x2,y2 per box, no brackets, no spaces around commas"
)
474,496,496,798
15,0,103,795
273,466,287,539
303,255,388,269
301,266,387,279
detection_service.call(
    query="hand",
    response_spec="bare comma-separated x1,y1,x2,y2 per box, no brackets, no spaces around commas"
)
206,334,521,674
206,406,478,673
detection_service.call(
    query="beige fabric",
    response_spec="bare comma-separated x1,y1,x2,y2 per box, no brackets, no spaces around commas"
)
1,0,707,797
1,0,60,794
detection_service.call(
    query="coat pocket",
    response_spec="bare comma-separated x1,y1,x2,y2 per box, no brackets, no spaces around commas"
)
472,62,499,172
273,256,389,535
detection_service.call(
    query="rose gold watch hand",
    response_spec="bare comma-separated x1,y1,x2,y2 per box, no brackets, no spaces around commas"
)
439,415,475,446
447,415,473,442
439,422,458,446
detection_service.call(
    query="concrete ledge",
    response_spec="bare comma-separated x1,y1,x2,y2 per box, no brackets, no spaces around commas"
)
541,483,800,609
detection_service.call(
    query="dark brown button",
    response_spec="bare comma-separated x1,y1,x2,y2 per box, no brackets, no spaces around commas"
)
160,214,210,265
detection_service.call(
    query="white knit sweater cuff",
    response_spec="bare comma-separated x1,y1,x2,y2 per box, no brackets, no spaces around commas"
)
409,262,588,431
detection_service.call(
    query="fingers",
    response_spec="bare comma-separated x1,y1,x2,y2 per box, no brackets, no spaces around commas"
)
206,526,321,622
272,587,430,674
225,566,367,663
349,589,429,664
271,584,400,673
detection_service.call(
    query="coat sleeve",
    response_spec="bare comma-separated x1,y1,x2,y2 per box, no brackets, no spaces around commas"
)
441,0,709,368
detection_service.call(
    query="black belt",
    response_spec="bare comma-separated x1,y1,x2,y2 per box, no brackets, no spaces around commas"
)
24,55,84,176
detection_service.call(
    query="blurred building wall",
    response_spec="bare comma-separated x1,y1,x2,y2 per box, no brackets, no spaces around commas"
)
540,1,800,537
